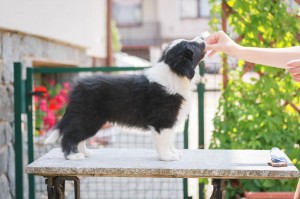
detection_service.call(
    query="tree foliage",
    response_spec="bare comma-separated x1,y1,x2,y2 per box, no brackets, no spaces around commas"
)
112,20,122,52
209,0,300,196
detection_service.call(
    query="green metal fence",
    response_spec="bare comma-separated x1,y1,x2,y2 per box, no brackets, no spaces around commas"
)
14,62,206,199
14,62,24,199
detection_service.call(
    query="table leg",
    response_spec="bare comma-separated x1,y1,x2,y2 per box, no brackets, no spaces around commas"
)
73,177,80,199
46,177,55,199
45,176,80,199
210,179,228,199
55,178,65,199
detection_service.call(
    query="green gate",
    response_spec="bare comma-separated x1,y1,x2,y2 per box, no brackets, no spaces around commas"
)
14,62,206,199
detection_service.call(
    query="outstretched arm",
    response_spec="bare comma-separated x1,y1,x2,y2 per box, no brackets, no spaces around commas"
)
205,30,300,82
233,46,300,69
205,30,300,68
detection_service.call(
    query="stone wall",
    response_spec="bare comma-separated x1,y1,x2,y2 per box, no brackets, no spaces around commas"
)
0,29,94,199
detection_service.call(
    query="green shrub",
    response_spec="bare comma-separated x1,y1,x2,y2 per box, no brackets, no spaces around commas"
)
209,0,300,196
210,65,300,194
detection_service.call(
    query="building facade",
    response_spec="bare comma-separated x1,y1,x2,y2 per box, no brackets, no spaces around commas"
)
0,1,106,198
0,30,95,199
113,0,211,62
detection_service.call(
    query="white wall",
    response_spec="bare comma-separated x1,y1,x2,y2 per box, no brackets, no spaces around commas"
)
157,0,211,40
0,0,106,57
143,0,158,22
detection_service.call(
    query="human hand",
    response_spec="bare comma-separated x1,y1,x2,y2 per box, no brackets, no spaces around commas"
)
287,59,300,82
205,30,239,57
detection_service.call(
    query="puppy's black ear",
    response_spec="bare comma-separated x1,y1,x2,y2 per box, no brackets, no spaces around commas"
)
185,63,196,79
171,50,195,79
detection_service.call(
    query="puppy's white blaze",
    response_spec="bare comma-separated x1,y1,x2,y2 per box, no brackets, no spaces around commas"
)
145,62,192,128
44,129,60,144
192,36,203,43
145,62,192,99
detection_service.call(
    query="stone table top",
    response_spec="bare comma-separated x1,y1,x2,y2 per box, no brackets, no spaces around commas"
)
25,148,299,179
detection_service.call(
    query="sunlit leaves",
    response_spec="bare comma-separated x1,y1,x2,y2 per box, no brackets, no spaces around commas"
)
209,0,300,195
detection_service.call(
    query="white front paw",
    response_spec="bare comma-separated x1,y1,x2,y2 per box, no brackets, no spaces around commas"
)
170,147,183,157
173,149,183,157
158,152,180,161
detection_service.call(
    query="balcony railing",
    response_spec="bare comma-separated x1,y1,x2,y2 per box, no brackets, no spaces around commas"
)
117,22,162,46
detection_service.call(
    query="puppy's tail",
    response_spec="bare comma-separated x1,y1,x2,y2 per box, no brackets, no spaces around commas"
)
44,129,61,144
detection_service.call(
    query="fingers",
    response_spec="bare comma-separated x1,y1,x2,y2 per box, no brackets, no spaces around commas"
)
208,50,217,57
205,31,222,45
204,30,230,56
204,44,218,57
204,34,218,45
287,59,300,82
205,44,225,57
205,44,218,51
290,73,300,82
293,75,300,82
286,59,300,67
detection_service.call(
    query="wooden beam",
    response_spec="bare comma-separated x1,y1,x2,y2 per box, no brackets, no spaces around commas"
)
106,0,113,66
222,0,228,89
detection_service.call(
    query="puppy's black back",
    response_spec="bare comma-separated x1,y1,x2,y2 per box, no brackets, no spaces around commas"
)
57,74,183,155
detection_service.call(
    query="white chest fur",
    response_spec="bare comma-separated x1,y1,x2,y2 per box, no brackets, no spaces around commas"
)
145,62,192,126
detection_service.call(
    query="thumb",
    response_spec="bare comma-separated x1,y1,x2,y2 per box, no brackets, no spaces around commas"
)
205,44,220,57
205,44,220,51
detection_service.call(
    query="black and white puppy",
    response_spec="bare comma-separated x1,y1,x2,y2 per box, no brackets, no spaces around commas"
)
45,37,206,161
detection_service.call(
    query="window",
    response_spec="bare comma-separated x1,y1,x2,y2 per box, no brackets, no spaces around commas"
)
112,0,142,26
180,0,210,18
199,0,210,17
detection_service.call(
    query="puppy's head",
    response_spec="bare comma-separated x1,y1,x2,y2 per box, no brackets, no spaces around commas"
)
159,36,206,79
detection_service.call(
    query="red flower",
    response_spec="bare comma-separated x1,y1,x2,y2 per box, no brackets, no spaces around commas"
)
59,89,67,97
49,99,61,111
48,79,56,87
34,86,47,93
34,82,70,136
40,99,48,111
43,111,56,130
34,86,48,98
55,94,65,105
63,82,71,90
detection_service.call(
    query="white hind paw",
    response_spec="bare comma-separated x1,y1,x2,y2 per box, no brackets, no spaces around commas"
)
78,141,91,157
83,149,92,157
66,153,85,160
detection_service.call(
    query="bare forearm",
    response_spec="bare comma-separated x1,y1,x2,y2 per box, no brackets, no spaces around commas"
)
206,31,300,81
233,46,300,68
